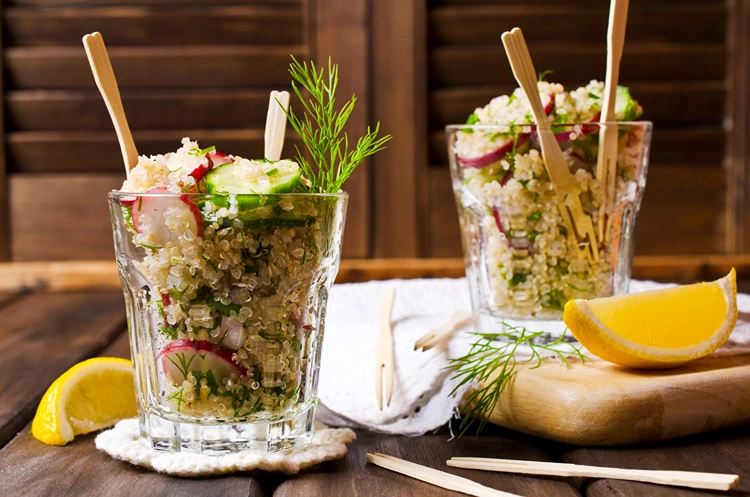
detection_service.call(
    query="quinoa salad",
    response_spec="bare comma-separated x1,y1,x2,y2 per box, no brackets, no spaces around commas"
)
452,80,647,319
114,138,340,421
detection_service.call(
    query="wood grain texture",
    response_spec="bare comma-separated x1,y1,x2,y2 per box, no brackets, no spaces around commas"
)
0,430,267,497
0,2,8,262
9,174,124,260
0,291,126,447
4,5,303,46
428,168,462,257
6,89,284,131
5,46,305,89
637,166,727,255
312,0,371,258
727,0,750,254
6,130,301,173
486,355,750,447
430,3,726,46
372,0,429,257
429,44,725,88
9,0,299,4
564,428,750,497
274,428,581,497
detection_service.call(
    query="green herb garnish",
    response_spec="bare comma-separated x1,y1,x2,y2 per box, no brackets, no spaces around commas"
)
448,324,589,436
526,211,542,221
167,352,195,381
462,113,480,134
538,69,554,82
266,167,279,176
282,56,392,193
507,273,528,288
188,145,216,157
207,299,242,315
191,370,220,398
167,387,185,412
506,95,517,106
588,92,600,100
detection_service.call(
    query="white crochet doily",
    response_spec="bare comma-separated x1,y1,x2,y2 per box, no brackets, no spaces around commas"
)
95,418,356,476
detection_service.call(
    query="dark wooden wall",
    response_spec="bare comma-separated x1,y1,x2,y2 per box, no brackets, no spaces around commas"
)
0,0,742,261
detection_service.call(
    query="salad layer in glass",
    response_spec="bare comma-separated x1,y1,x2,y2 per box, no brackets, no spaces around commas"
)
448,81,652,324
111,138,347,435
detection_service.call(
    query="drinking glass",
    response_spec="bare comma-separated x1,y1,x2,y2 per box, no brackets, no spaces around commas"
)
446,122,652,338
109,191,347,453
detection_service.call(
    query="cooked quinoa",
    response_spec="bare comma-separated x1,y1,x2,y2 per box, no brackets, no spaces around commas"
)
116,139,340,420
452,81,647,319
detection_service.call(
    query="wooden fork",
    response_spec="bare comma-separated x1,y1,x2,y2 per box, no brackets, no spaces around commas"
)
501,28,599,262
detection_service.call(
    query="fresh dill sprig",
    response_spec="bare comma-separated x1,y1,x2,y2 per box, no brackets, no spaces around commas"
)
447,323,590,436
282,56,392,193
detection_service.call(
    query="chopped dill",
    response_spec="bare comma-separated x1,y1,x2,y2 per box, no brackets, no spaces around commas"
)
447,323,589,436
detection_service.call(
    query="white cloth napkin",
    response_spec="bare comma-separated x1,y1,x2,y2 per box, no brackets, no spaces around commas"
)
316,277,750,435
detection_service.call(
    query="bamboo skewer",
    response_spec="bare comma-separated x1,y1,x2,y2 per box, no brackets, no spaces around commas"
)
82,32,138,177
597,0,630,243
264,90,291,161
367,453,523,497
447,458,739,492
501,28,599,262
414,311,473,351
375,287,396,410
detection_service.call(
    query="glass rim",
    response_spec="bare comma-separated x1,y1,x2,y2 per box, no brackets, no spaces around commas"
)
446,121,653,132
109,190,349,199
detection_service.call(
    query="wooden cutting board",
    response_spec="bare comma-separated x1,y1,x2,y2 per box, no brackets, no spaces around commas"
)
486,353,750,446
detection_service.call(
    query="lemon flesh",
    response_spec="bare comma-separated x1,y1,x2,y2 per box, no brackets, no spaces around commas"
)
563,269,737,369
32,357,137,445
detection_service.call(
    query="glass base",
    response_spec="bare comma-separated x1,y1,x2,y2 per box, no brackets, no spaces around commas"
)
476,310,578,344
140,403,316,454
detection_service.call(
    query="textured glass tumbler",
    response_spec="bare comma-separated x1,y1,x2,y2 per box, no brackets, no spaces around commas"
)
447,122,652,337
109,191,348,453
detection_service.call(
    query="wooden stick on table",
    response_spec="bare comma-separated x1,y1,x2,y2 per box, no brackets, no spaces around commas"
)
501,28,599,262
375,287,395,410
265,90,291,161
447,457,739,492
596,0,630,242
414,311,473,351
367,453,523,497
82,32,138,176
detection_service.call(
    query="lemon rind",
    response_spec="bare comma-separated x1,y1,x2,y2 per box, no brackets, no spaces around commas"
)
32,357,133,445
566,270,737,368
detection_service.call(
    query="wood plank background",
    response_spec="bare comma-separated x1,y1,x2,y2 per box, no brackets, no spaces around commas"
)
0,0,743,261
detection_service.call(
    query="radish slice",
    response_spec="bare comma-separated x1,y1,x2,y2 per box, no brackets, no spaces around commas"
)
120,196,137,207
459,134,530,169
132,186,203,246
492,206,505,234
216,316,245,351
499,169,513,187
188,157,212,183
543,93,555,115
157,339,245,385
208,150,233,167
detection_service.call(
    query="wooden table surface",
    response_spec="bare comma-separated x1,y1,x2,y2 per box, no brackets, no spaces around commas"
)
1,261,750,497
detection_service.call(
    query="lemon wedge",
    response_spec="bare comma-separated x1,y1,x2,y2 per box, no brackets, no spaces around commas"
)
32,357,137,445
563,269,737,369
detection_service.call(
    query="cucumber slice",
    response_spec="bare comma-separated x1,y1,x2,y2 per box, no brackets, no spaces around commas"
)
615,86,641,122
205,159,301,195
